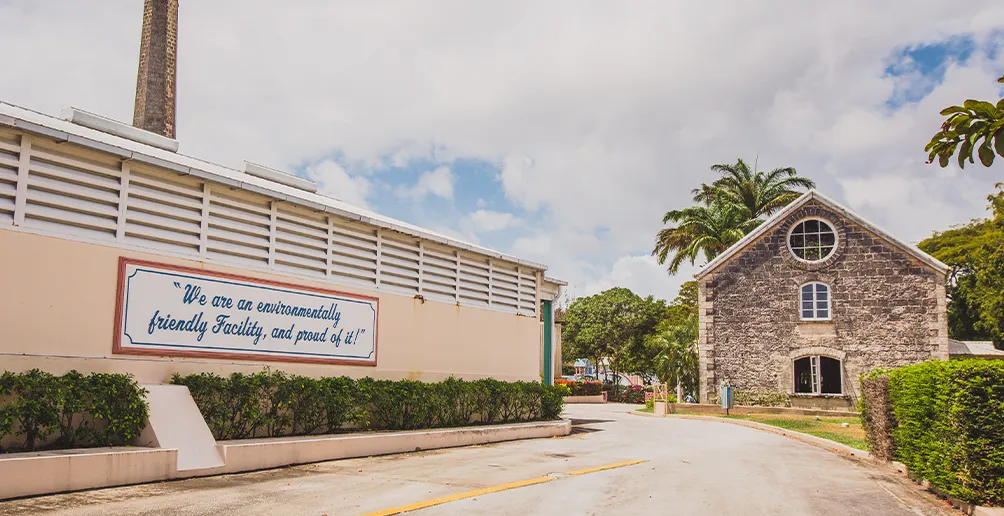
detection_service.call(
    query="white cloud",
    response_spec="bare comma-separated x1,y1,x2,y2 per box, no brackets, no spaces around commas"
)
396,166,454,201
582,255,683,302
3,1,1003,302
466,209,518,232
303,159,372,209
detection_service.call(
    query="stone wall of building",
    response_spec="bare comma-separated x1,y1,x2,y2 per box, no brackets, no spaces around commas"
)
698,200,948,405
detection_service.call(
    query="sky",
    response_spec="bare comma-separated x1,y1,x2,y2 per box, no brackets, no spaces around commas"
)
1,1,1002,305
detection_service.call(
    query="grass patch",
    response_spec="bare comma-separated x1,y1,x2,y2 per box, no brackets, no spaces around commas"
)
723,414,868,451
636,407,654,413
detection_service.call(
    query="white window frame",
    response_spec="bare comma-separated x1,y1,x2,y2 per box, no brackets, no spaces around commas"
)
799,281,831,321
787,216,838,263
794,355,843,395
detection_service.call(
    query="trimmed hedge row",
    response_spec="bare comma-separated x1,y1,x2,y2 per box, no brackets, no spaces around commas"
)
861,360,1004,506
0,369,149,453
171,371,565,440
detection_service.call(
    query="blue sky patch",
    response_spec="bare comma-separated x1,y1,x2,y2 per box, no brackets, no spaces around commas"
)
884,34,976,108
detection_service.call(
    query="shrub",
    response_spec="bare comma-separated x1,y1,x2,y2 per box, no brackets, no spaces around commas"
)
604,384,647,404
0,369,148,453
859,373,895,462
554,379,601,396
861,360,1004,506
707,389,791,408
172,372,566,439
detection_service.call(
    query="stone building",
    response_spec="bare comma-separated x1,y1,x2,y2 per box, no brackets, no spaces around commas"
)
695,191,949,409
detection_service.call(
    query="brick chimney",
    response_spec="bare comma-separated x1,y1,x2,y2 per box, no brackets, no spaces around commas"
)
132,0,178,139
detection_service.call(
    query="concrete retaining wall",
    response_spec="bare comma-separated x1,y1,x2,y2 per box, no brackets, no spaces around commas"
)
666,403,858,417
216,420,571,474
0,420,571,500
0,447,177,500
563,395,606,404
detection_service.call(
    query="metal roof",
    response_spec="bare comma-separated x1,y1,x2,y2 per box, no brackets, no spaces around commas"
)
694,190,950,279
949,340,1004,358
0,101,549,271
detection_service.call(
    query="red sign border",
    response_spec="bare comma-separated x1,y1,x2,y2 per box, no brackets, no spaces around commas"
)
112,257,379,367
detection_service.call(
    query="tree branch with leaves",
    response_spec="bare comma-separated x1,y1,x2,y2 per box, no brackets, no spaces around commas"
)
925,75,1004,168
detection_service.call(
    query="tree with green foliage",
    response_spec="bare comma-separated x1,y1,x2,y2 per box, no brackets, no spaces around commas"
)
646,314,700,401
653,200,761,274
919,185,1004,346
925,75,1004,168
693,158,817,218
620,281,700,386
560,288,665,383
664,280,698,325
654,159,814,274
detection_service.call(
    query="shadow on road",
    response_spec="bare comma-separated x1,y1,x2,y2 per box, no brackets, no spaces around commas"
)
567,418,614,435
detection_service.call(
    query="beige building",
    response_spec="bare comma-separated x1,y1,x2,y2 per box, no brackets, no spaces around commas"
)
0,102,564,385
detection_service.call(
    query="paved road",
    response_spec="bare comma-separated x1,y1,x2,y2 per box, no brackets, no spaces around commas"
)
0,404,951,516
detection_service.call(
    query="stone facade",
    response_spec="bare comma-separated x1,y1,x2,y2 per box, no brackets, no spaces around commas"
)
133,0,179,138
698,199,948,408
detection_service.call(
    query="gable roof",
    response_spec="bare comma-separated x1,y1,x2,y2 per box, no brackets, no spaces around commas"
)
694,190,950,279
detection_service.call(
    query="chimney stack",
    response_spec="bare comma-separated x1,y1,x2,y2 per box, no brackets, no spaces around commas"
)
132,0,178,139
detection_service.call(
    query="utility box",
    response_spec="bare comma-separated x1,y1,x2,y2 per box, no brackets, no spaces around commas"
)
720,384,735,413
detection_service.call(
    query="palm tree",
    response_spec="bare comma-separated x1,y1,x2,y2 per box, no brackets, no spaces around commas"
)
693,158,816,218
652,200,761,274
650,315,700,401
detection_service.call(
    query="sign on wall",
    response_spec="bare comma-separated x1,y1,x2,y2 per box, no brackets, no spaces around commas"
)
114,259,378,365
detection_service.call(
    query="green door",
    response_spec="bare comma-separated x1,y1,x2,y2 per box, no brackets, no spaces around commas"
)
543,300,553,385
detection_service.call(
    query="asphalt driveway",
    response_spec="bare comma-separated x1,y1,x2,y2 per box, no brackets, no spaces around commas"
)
0,403,951,515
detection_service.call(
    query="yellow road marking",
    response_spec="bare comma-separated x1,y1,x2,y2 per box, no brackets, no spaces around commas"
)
565,459,648,476
360,459,648,516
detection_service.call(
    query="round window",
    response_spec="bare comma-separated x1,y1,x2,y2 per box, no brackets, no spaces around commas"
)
788,218,837,262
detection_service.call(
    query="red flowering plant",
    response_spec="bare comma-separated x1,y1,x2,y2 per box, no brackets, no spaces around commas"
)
555,379,602,396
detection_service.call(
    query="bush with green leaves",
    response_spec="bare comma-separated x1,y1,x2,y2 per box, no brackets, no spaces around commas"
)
861,360,1004,506
0,369,148,453
707,389,790,408
172,371,565,439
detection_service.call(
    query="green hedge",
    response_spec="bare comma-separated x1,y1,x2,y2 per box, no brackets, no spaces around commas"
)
0,369,149,453
171,371,565,439
707,389,791,408
862,360,1004,506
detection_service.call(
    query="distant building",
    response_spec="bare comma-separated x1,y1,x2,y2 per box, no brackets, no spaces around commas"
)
695,191,950,410
949,340,1004,360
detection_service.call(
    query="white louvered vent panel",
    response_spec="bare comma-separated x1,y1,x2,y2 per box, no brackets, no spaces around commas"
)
518,269,538,316
458,253,490,307
274,206,328,278
124,167,202,255
379,231,420,295
330,218,378,287
490,261,520,313
0,127,548,316
421,244,458,303
0,132,20,223
22,144,121,241
271,204,325,277
206,190,271,266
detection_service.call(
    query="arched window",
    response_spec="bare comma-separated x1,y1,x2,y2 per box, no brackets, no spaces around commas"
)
800,282,830,321
794,356,842,394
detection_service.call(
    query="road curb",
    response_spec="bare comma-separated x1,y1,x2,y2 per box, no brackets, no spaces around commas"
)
650,413,872,462
631,411,1004,515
